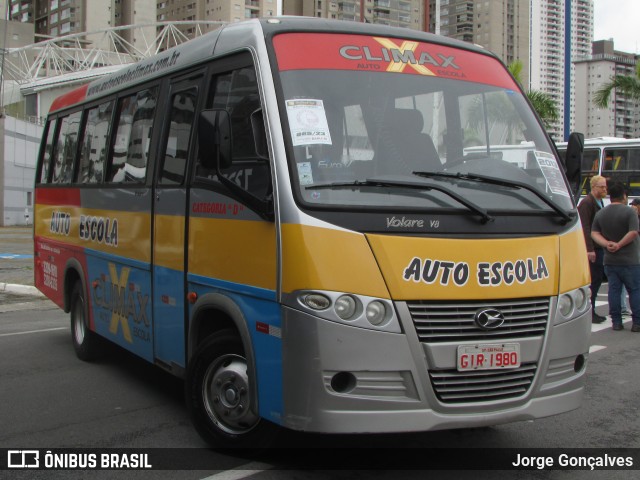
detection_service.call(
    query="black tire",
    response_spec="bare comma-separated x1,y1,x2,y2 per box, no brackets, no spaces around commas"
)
186,329,280,448
70,282,102,361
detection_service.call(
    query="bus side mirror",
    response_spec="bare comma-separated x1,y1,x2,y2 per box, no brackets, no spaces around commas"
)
250,108,269,160
564,132,584,199
198,109,232,170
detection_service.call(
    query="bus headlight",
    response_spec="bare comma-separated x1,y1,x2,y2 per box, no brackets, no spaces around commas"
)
302,293,331,310
335,295,359,320
574,287,589,312
558,294,573,317
557,286,590,323
292,290,400,333
366,301,387,326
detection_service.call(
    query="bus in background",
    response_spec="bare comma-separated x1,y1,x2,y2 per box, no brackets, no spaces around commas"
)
557,137,640,199
34,17,590,448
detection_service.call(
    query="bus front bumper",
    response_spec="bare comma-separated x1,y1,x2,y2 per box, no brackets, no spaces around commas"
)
280,305,590,434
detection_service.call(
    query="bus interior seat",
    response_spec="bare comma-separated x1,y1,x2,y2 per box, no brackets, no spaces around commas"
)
376,108,441,175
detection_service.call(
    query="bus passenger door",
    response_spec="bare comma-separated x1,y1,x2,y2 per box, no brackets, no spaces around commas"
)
152,72,204,370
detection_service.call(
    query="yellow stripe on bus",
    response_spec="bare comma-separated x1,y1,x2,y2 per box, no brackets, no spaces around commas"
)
558,226,590,293
280,224,390,298
188,217,277,291
366,233,560,300
35,204,151,263
153,214,185,272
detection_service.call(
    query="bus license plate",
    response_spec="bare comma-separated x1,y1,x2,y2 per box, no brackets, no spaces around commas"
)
457,343,521,371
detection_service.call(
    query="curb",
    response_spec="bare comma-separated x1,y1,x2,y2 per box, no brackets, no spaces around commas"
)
0,283,44,297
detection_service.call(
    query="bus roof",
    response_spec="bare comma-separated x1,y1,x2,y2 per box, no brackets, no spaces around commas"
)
47,16,501,115
557,137,640,148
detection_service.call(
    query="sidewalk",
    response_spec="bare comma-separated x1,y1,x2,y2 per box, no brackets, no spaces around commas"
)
0,226,41,296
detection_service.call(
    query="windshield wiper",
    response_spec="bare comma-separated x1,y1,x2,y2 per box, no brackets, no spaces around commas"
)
413,171,573,224
306,179,494,224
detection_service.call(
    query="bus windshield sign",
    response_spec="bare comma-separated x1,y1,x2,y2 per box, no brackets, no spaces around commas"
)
273,33,519,90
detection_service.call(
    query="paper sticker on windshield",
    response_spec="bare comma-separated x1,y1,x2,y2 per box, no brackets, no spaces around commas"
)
297,162,314,185
535,151,570,197
286,99,332,146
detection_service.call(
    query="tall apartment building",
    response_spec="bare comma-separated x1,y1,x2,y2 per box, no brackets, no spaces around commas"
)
283,0,423,30
7,0,155,49
574,40,639,139
566,0,593,139
529,0,593,140
157,0,278,38
529,0,565,139
427,0,529,83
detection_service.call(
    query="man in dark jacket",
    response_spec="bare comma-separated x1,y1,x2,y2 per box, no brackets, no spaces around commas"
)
578,175,608,323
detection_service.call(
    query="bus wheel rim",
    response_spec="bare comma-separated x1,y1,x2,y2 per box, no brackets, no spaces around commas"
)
202,354,258,435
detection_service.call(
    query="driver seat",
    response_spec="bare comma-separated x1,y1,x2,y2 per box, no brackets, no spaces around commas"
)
377,108,441,175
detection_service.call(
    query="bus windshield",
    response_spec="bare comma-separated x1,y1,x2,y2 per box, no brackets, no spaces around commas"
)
274,33,573,214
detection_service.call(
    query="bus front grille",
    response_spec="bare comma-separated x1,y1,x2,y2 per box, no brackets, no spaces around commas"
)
429,363,537,403
407,298,550,343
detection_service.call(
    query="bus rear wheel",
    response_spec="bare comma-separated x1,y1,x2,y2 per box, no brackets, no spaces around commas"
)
70,282,102,361
186,330,279,448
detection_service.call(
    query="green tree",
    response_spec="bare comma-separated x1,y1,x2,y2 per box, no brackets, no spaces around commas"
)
508,60,559,129
593,63,640,108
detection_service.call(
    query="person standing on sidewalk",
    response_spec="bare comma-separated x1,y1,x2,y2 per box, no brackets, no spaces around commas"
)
619,198,640,315
591,181,640,332
578,175,608,323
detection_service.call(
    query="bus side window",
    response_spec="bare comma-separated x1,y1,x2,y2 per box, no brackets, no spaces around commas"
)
159,88,198,185
51,111,82,184
196,64,270,199
603,148,628,172
107,87,158,183
79,100,114,184
39,119,58,183
629,148,640,196
580,149,600,196
603,148,630,190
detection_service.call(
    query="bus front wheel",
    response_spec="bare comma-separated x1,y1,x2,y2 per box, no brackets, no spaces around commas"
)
70,282,102,361
186,330,279,448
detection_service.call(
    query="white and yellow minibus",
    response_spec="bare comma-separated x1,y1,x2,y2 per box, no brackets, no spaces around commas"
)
557,136,640,199
34,17,590,447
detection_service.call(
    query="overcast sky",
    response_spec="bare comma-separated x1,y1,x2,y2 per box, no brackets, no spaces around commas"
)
593,0,640,53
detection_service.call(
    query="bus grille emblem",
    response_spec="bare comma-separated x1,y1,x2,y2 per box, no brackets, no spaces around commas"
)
474,309,505,330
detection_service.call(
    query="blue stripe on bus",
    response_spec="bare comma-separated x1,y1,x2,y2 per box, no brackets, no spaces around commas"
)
187,274,283,425
81,251,283,423
153,264,186,368
187,273,277,301
84,253,154,362
84,247,151,271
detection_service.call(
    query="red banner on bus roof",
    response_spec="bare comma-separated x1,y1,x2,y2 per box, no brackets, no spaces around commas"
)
49,84,89,113
273,33,518,91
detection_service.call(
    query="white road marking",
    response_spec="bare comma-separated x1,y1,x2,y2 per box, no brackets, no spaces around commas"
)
199,462,272,480
589,345,606,354
0,327,67,338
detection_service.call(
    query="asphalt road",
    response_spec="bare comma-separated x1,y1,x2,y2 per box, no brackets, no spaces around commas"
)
0,292,639,480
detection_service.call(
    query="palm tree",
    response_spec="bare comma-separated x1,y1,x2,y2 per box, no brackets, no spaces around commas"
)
464,61,560,143
525,90,560,126
508,60,559,129
593,63,640,108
